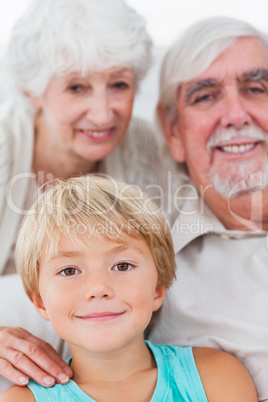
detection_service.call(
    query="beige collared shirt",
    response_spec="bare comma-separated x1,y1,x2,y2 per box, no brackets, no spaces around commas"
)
150,197,268,402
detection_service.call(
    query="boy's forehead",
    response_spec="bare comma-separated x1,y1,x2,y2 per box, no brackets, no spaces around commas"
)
42,232,150,262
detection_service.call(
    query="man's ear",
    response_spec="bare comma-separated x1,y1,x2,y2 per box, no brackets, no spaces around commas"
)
31,294,50,321
153,285,165,312
157,103,186,162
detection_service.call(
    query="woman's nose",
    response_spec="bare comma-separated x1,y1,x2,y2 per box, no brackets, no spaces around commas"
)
84,90,114,127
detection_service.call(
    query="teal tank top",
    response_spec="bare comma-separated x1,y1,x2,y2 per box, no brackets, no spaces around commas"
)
27,341,208,401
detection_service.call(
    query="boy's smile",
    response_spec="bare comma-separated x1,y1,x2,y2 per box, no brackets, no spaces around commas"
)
33,234,165,356
75,311,126,322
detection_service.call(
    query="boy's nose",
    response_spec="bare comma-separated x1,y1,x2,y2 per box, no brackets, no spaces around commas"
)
84,272,114,300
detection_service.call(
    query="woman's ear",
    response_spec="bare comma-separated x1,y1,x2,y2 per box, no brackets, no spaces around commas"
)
31,294,50,321
24,92,42,109
157,103,186,162
153,285,165,312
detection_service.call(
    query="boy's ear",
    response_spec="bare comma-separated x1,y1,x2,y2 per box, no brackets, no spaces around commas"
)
153,286,165,312
31,294,50,321
157,103,186,162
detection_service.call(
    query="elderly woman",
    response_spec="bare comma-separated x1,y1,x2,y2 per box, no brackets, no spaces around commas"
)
0,0,162,390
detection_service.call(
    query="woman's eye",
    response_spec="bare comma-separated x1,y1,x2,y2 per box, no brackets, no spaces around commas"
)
113,81,128,90
69,84,85,93
60,267,80,276
113,262,133,272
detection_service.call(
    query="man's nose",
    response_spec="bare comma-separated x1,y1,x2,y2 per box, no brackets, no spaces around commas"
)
85,90,114,127
220,92,252,130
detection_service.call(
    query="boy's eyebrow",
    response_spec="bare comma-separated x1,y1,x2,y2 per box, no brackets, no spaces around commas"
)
110,244,146,256
49,250,84,261
48,244,146,261
184,78,218,103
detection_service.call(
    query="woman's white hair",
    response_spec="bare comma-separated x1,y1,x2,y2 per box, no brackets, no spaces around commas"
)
1,0,152,111
159,16,268,120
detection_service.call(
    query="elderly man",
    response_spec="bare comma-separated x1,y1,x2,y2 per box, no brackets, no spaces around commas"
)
150,16,268,402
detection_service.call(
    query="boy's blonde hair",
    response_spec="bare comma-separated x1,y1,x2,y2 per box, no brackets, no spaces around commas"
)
16,175,176,300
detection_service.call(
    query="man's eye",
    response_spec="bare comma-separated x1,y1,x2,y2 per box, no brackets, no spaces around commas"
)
248,86,264,94
60,267,80,276
194,93,213,103
112,262,133,272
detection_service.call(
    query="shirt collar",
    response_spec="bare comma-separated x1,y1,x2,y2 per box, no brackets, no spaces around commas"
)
171,196,267,254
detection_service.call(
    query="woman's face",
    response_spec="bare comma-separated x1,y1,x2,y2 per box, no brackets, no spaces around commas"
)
30,66,135,162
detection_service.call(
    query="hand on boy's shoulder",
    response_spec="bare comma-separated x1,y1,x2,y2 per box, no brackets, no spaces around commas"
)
0,384,35,402
193,347,258,402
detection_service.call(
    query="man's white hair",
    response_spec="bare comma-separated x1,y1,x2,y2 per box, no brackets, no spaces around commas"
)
1,0,152,112
159,16,268,120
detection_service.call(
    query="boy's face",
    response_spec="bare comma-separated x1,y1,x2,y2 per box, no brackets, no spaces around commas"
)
32,234,165,355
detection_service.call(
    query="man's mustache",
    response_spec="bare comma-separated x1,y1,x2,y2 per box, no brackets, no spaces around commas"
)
206,125,268,154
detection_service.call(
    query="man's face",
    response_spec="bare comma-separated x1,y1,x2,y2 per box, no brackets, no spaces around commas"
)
165,37,268,199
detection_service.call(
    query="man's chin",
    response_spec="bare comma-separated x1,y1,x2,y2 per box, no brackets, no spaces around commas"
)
212,169,268,199
209,158,268,199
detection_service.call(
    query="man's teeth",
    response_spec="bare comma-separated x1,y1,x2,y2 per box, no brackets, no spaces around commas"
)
220,143,255,153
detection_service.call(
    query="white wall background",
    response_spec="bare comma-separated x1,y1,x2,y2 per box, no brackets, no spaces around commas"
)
1,0,268,51
1,0,268,119
127,0,268,47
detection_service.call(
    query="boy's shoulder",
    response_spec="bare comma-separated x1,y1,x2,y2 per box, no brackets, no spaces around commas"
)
193,347,258,401
0,384,35,402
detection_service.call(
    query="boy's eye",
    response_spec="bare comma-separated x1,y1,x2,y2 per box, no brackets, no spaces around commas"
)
60,267,80,276
112,262,133,272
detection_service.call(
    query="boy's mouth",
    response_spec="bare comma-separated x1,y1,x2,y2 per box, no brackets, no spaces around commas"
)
76,311,125,322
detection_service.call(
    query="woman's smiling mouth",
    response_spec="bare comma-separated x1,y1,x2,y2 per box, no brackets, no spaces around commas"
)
77,128,114,141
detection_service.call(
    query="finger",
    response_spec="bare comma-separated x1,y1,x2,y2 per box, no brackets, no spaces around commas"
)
4,343,71,384
0,357,29,387
1,327,72,375
0,328,72,385
0,348,61,387
12,331,73,375
20,339,73,382
26,338,73,377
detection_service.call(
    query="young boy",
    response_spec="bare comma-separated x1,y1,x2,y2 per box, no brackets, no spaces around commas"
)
0,176,257,401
